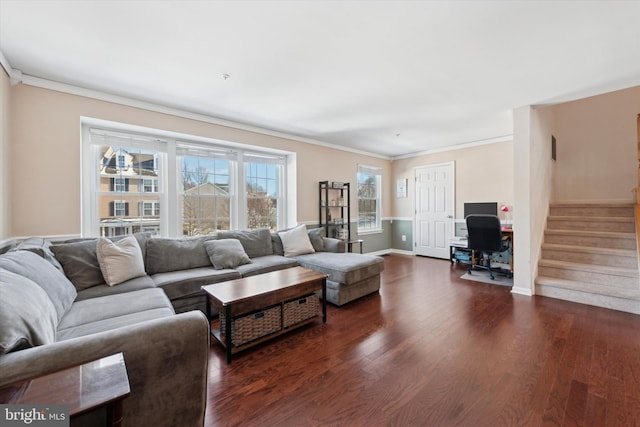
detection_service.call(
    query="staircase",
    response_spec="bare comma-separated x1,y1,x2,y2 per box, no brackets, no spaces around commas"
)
535,202,640,314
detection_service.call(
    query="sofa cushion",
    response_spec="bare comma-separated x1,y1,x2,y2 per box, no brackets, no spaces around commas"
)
56,308,174,341
307,227,325,252
51,239,104,291
51,234,152,291
0,269,58,354
145,237,214,275
57,288,174,336
0,251,77,321
272,228,327,256
271,233,284,256
74,275,156,302
204,239,251,270
97,236,146,286
11,237,64,272
235,255,298,277
294,252,384,285
217,228,273,258
151,267,241,300
279,224,315,257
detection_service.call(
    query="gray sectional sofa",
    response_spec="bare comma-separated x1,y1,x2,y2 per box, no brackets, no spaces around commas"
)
0,226,384,426
0,250,210,427
39,227,383,313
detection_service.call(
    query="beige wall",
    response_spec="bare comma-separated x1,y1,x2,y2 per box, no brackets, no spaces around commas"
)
511,105,555,295
391,141,514,219
551,86,640,202
8,84,390,237
0,68,9,240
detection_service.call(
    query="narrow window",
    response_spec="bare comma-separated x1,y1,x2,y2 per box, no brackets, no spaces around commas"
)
357,164,382,232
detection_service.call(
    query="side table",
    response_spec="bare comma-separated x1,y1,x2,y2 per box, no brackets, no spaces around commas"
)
348,239,364,253
0,352,130,427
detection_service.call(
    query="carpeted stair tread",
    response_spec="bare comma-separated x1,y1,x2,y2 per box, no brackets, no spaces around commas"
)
538,259,639,277
536,276,640,299
544,229,636,239
549,202,635,209
547,215,634,222
541,243,637,257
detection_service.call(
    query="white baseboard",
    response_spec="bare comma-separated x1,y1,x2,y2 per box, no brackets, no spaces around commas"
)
366,248,414,256
511,286,534,296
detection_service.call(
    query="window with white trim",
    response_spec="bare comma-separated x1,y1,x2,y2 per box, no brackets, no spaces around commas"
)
178,144,234,235
357,164,382,232
112,201,128,217
112,178,128,192
244,152,284,231
141,178,158,193
83,124,291,237
140,201,160,217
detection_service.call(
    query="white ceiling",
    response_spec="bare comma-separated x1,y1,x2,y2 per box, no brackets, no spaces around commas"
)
1,0,639,158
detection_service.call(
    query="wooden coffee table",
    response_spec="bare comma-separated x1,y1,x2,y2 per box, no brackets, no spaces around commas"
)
202,266,327,363
0,353,130,426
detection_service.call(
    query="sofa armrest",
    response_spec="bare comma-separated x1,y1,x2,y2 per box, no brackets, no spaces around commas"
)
323,237,346,253
0,311,210,427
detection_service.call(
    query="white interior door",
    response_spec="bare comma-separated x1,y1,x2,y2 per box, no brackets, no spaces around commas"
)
414,162,454,258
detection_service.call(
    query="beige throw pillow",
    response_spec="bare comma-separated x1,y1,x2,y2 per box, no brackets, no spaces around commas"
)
279,224,315,257
96,236,146,286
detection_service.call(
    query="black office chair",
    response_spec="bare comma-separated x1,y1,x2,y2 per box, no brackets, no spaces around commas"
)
465,214,510,280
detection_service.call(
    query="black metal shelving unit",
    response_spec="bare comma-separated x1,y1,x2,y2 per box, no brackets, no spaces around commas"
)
318,181,351,242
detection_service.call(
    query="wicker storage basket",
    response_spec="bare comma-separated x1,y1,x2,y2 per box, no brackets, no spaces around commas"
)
283,293,320,328
220,305,282,347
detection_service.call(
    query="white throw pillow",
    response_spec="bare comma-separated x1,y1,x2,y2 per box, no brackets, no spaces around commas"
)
279,224,315,257
96,236,146,286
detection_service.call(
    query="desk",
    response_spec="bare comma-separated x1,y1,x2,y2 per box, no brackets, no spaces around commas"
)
450,228,514,273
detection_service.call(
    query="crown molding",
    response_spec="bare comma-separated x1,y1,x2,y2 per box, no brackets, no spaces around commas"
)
0,50,21,86
13,71,392,161
391,134,513,161
1,49,515,162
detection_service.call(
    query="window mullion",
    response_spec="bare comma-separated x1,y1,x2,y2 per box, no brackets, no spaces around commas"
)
165,140,177,237
236,153,246,230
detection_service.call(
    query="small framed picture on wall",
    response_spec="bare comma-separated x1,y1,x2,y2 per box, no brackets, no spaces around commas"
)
396,178,407,198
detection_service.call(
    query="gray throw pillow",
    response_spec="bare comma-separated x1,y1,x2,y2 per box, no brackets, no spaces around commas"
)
217,228,273,258
307,227,325,252
51,239,104,291
0,269,58,354
0,251,77,321
204,239,252,270
271,233,284,256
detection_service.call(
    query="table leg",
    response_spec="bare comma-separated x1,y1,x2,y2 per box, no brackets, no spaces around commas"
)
224,305,232,364
106,401,124,427
322,278,327,323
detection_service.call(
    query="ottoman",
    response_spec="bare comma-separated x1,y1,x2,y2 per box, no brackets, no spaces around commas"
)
294,252,384,306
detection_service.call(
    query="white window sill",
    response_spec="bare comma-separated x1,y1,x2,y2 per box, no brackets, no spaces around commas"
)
357,228,383,235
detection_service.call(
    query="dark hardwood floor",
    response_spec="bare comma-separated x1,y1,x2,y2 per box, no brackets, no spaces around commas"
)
205,254,640,426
